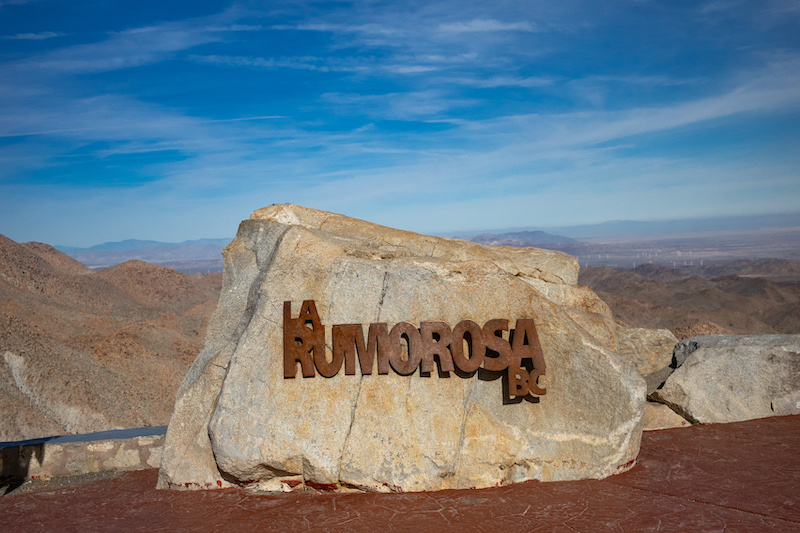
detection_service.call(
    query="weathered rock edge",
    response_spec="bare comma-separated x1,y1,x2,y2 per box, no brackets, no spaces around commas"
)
158,204,645,492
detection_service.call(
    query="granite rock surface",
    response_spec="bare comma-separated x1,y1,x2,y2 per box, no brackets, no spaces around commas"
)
158,205,646,492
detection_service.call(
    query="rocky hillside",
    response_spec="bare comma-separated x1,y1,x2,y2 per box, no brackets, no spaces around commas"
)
618,259,800,285
579,261,800,339
0,234,221,442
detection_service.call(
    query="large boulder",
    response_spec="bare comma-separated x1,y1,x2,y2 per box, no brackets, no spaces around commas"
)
652,335,800,424
158,205,645,492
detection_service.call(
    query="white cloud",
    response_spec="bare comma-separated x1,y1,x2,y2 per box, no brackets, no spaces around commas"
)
450,54,800,154
4,31,64,40
20,26,219,73
698,1,743,14
438,19,535,33
192,54,445,76
321,90,473,120
205,24,263,32
381,65,439,74
9,15,267,75
208,115,286,123
292,22,400,35
767,0,800,16
451,75,556,88
191,54,369,72
583,75,700,86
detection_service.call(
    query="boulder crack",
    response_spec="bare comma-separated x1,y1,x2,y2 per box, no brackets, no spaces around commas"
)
452,379,476,486
377,271,389,311
337,374,364,482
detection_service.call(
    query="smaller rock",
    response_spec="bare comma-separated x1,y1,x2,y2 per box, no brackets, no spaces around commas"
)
643,402,691,431
251,478,293,493
652,335,800,424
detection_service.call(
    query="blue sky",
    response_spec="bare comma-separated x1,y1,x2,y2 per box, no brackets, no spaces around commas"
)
1,0,799,246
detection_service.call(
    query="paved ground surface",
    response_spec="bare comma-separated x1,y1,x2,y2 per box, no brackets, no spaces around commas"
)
2,415,798,532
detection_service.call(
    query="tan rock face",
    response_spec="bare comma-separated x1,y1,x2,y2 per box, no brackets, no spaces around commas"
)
158,205,645,492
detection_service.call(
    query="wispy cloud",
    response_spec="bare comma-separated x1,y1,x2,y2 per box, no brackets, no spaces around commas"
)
701,0,800,17
205,24,263,32
192,54,446,76
191,54,368,72
438,19,535,33
10,15,264,75
19,26,218,73
321,90,472,120
383,65,439,74
4,31,64,40
473,59,800,151
207,115,286,123
288,22,400,35
699,1,744,14
583,75,701,86
767,0,800,16
452,75,556,88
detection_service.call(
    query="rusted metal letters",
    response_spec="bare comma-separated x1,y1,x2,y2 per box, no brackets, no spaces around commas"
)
283,300,546,398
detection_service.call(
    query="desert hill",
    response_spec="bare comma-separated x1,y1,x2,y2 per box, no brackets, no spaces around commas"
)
631,259,800,285
0,234,221,442
579,261,800,339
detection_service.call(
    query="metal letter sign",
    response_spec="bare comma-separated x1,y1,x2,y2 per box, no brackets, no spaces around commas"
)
283,301,546,399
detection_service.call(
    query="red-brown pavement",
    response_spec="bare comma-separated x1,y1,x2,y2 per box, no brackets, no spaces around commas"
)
2,415,798,532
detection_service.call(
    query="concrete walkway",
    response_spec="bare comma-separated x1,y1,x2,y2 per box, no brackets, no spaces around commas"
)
1,415,798,532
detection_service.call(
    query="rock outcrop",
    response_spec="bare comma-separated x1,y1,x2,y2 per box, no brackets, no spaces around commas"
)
158,204,645,492
652,335,800,423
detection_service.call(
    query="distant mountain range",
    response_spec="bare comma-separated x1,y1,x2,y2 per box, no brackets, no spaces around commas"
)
55,238,230,273
460,230,577,247
453,212,800,241
56,238,230,255
51,212,800,273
